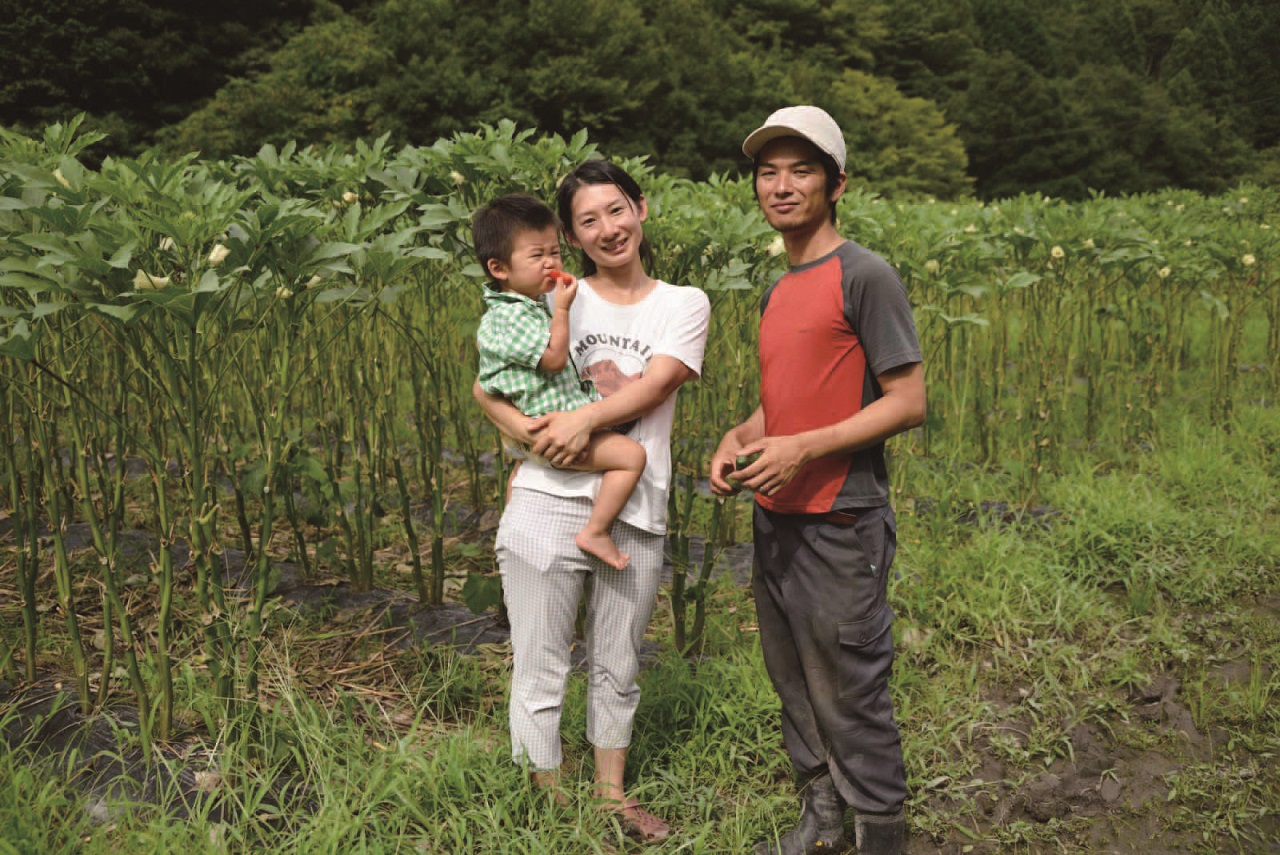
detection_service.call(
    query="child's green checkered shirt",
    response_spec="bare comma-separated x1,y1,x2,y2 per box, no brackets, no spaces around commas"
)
476,288,595,417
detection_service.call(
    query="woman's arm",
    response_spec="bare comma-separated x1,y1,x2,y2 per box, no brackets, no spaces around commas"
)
472,380,539,446
528,355,696,468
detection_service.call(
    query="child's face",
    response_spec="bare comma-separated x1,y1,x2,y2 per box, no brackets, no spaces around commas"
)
488,225,563,299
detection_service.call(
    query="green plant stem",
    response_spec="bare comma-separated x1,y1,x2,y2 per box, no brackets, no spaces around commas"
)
32,402,90,714
148,445,177,740
386,413,427,604
184,325,236,706
4,395,40,683
686,495,725,658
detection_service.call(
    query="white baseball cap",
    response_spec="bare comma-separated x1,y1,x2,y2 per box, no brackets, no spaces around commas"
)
742,106,846,172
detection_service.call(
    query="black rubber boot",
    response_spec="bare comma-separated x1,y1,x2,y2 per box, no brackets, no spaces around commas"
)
853,811,904,855
753,774,849,855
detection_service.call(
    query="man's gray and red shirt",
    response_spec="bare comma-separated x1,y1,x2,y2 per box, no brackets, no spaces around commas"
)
757,241,922,514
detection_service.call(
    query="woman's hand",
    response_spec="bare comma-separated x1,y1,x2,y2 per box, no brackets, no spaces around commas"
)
528,408,595,468
506,416,543,448
474,380,539,446
523,356,698,468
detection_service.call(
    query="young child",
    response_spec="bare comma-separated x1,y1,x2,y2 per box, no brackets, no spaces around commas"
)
474,193,645,570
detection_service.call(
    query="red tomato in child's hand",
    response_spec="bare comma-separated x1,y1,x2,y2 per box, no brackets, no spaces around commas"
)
549,270,573,284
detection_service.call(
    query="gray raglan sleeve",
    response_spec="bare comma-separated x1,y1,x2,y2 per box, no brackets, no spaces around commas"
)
843,250,923,376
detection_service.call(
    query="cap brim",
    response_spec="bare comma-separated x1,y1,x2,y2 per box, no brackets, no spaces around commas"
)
742,125,809,160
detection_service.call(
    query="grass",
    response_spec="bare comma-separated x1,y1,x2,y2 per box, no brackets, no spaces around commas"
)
2,405,1279,853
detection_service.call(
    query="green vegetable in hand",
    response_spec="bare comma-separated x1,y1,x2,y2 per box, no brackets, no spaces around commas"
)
728,451,762,490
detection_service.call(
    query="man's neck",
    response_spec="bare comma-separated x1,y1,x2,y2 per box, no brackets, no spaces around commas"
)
782,222,845,267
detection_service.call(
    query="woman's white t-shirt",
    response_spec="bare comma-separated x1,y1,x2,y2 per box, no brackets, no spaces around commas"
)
513,278,710,535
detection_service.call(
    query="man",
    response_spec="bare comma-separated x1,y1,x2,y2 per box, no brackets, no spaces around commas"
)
709,106,925,855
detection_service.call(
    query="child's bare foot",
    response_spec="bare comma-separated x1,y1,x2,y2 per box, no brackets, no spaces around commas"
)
576,529,630,570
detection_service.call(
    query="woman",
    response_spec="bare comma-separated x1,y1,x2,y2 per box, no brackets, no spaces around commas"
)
474,159,709,842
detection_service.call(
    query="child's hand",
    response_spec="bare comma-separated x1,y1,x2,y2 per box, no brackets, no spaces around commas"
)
549,270,577,310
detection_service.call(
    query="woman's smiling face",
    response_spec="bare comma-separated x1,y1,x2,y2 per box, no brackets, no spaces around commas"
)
566,182,648,270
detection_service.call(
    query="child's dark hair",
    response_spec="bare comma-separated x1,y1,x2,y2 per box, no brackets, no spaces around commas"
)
555,160,654,277
472,193,560,289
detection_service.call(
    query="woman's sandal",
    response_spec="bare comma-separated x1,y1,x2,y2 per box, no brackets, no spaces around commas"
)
606,798,671,843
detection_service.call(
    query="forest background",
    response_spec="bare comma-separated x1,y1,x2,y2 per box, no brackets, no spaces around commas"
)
2,0,1278,201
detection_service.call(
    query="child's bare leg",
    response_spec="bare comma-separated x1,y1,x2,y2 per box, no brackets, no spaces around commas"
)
566,433,645,570
577,471,636,569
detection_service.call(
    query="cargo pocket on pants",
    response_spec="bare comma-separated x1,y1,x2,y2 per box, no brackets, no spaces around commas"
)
837,604,894,700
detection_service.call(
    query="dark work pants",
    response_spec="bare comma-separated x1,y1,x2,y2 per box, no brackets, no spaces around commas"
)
752,503,906,814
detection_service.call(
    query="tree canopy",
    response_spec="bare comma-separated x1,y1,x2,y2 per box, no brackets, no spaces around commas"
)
0,0,322,154
3,0,1275,199
159,0,972,196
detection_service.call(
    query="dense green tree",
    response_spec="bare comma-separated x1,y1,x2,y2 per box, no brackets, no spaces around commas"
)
372,0,664,153
0,0,321,157
624,0,772,175
6,0,1274,198
1231,3,1280,148
1127,0,1195,74
1057,65,1165,194
875,0,981,106
161,0,972,197
157,14,391,157
1151,102,1256,192
1249,146,1280,186
951,52,1091,199
1157,0,1280,152
1061,0,1180,77
375,0,762,176
1163,0,1238,110
971,0,1059,74
823,70,972,198
711,0,892,71
874,0,1270,198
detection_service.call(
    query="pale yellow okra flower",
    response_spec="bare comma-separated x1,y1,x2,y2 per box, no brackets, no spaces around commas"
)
133,270,171,290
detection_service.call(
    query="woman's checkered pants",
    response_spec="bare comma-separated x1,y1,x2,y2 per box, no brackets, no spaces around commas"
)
495,487,664,770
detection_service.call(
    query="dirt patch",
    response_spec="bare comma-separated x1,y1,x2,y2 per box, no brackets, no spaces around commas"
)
1251,593,1280,621
909,497,1063,530
906,670,1278,853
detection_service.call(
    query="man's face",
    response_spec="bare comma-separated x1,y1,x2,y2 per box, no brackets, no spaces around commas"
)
753,137,844,233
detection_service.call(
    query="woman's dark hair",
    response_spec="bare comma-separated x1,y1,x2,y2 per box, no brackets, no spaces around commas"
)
555,159,655,277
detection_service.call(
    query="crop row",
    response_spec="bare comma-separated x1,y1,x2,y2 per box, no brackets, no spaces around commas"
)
1,118,1276,742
